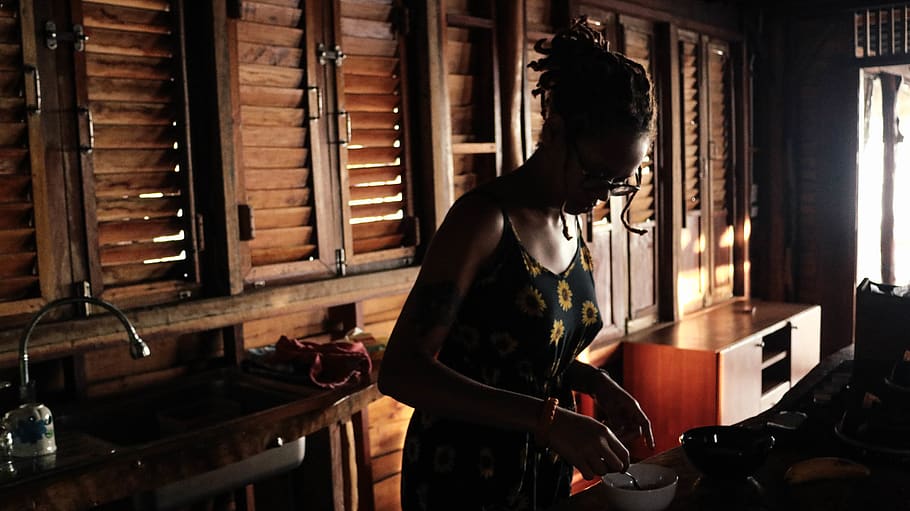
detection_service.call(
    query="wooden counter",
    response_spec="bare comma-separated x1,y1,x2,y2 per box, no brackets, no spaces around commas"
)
0,374,381,510
623,299,821,455
562,345,910,511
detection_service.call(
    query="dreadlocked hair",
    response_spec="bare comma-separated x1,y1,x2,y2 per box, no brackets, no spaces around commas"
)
529,16,654,136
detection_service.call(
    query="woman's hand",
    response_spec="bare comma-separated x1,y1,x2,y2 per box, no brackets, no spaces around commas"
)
591,371,655,451
548,407,630,480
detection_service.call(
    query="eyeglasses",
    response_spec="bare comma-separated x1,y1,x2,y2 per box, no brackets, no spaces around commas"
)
570,139,647,236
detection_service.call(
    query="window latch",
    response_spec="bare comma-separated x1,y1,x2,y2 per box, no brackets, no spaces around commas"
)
318,43,345,67
45,21,87,52
335,248,347,277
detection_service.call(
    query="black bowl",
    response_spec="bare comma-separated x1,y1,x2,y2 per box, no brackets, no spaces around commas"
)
889,359,910,389
679,425,775,479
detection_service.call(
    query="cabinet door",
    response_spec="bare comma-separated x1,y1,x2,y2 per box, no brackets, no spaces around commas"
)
790,305,821,384
718,336,762,425
623,342,718,457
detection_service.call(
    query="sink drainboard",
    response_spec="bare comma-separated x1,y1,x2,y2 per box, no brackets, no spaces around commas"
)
131,435,306,510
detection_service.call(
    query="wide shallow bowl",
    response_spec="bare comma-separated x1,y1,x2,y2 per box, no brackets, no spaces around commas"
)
679,425,775,479
601,463,678,511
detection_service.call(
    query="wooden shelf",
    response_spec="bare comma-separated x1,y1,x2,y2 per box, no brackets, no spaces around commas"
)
623,301,820,455
452,142,497,154
446,13,494,29
761,349,788,369
760,380,790,411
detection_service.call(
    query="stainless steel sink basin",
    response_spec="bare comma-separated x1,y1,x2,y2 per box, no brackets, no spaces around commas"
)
55,368,303,447
132,435,306,511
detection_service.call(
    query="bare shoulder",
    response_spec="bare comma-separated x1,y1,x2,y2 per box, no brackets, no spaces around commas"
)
437,188,504,248
419,186,506,280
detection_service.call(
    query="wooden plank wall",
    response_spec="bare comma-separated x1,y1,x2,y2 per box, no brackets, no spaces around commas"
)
362,292,410,511
751,7,859,356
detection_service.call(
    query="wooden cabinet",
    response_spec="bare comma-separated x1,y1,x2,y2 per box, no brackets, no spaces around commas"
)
622,300,820,457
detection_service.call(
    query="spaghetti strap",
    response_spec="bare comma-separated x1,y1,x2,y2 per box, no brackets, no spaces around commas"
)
458,188,516,233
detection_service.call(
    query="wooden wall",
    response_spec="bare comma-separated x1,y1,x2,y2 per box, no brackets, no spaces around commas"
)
0,1,873,509
750,5,860,356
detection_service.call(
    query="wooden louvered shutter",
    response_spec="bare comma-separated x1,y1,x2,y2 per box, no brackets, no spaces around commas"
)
230,1,333,284
0,1,52,312
619,16,657,325
678,31,705,313
681,37,701,214
577,10,619,225
338,0,417,262
445,1,500,200
620,18,656,226
76,0,199,308
706,40,733,295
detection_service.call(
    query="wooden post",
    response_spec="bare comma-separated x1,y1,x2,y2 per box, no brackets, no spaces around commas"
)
353,409,376,511
496,0,525,172
880,73,898,284
654,22,681,322
329,422,346,511
327,302,364,340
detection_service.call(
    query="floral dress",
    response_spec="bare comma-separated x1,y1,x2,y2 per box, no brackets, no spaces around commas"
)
400,207,604,511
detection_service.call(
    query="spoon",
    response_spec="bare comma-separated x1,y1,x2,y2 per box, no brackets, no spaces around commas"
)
622,470,643,490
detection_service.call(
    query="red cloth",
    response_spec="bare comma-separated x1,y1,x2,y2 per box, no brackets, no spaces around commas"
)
268,335,372,389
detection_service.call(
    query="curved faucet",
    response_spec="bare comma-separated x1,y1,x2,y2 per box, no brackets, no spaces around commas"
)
3,297,150,457
18,297,151,402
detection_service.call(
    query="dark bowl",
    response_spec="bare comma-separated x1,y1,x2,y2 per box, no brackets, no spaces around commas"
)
679,425,775,479
889,359,910,389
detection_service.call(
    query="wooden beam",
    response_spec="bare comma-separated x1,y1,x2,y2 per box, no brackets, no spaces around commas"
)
0,267,418,366
570,0,742,42
216,0,246,294
733,40,751,298
880,72,898,284
496,0,523,173
655,22,682,322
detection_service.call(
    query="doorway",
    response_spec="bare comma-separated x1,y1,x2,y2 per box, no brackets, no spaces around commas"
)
857,68,910,286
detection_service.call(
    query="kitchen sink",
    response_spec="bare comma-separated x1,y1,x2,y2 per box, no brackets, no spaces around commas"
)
51,368,314,510
54,368,305,447
132,434,306,511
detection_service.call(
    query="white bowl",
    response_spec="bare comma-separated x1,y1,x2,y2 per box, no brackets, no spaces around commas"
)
601,463,678,511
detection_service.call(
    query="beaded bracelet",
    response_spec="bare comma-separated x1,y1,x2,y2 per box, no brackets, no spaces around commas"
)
534,397,559,447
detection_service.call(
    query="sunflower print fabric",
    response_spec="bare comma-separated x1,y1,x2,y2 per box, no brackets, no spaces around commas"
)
401,209,604,511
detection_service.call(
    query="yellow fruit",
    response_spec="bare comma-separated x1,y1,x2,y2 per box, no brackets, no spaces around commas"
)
784,457,871,484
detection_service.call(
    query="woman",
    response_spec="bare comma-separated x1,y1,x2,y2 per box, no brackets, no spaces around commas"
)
378,18,655,510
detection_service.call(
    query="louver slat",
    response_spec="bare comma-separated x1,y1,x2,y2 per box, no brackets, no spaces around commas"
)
82,0,197,304
341,1,413,255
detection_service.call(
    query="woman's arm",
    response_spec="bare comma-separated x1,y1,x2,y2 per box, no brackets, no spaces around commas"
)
565,359,655,450
378,193,541,430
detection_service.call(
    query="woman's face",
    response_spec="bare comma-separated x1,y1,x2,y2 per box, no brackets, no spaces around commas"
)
562,130,651,215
